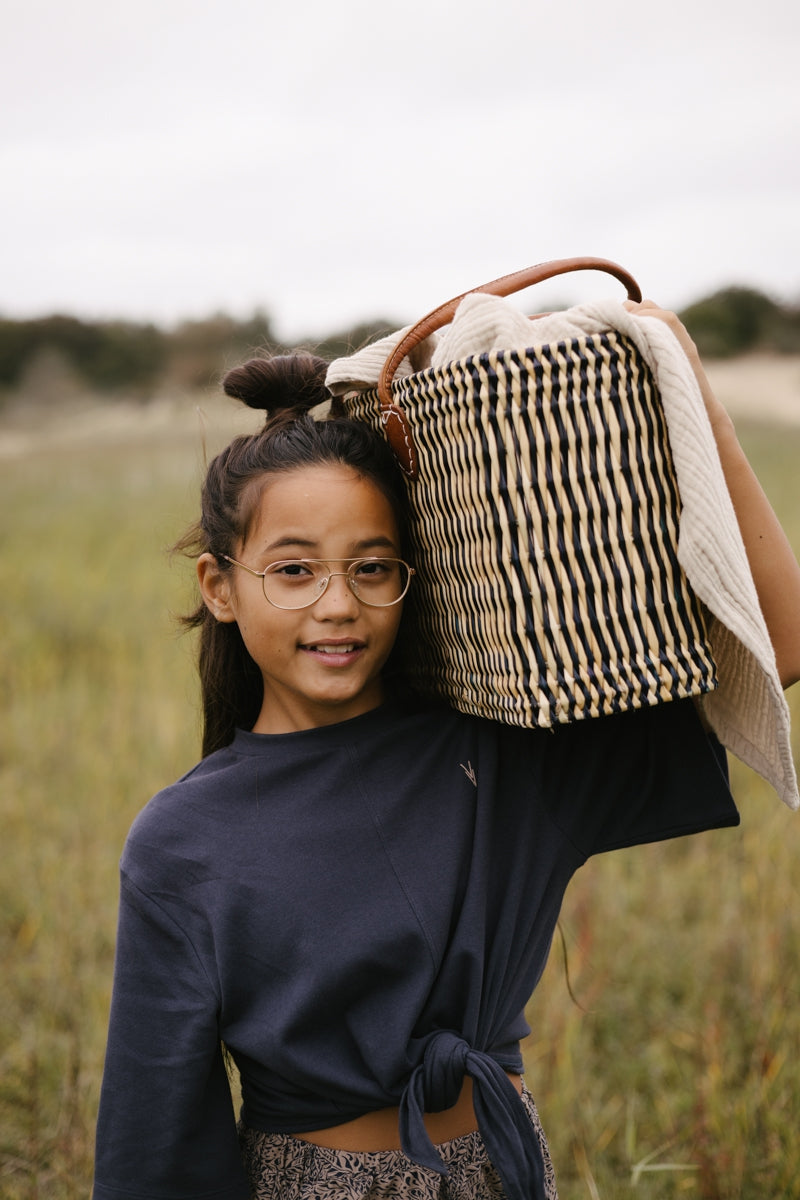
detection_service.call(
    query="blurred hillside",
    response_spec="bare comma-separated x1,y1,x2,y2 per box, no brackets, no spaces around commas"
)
1,286,799,411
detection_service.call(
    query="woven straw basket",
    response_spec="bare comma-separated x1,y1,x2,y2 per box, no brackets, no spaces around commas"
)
344,258,717,727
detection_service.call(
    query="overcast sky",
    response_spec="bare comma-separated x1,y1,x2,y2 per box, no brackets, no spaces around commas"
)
3,0,798,339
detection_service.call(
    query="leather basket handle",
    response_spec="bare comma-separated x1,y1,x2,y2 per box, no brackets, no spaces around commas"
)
376,256,642,479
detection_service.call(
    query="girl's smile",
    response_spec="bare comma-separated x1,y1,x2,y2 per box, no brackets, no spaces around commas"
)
198,464,405,734
302,639,365,663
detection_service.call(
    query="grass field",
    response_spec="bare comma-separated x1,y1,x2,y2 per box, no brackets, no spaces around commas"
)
1,396,799,1199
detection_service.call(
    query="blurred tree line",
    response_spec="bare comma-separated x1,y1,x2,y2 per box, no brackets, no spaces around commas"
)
1,286,799,407
0,309,396,407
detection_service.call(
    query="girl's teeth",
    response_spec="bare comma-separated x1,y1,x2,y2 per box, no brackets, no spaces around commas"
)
316,644,354,654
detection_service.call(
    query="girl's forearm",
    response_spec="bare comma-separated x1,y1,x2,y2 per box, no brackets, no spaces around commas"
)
700,393,800,689
629,301,800,690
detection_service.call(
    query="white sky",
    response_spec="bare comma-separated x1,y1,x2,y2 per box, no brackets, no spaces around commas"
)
2,0,799,339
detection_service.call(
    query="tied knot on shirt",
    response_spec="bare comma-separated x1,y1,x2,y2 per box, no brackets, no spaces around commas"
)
398,1031,546,1200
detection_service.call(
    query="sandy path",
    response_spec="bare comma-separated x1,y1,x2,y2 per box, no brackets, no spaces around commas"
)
704,355,800,426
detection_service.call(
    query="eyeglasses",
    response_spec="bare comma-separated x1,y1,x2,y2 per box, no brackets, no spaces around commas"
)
221,556,415,610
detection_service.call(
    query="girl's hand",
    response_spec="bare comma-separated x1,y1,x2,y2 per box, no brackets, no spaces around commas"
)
625,300,800,690
624,299,730,433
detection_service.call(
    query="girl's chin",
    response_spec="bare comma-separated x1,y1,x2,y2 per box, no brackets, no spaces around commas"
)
256,680,386,733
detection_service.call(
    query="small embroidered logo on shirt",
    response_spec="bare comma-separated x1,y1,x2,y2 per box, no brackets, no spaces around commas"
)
460,761,477,787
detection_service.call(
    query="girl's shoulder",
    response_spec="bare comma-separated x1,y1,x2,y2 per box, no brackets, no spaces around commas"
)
120,741,258,878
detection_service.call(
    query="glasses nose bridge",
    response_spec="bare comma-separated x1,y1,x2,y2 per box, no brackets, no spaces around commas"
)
314,566,360,607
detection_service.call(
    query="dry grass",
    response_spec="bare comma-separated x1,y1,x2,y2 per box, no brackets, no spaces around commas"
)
1,389,799,1199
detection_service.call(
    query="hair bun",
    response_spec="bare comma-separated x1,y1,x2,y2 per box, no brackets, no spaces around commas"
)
222,354,330,417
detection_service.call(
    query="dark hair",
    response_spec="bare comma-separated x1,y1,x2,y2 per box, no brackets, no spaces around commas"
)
174,353,409,757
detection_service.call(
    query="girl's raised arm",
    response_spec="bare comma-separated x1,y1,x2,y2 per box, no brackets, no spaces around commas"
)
627,301,800,691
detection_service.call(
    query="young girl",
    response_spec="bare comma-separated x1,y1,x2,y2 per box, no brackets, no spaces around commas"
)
93,308,800,1200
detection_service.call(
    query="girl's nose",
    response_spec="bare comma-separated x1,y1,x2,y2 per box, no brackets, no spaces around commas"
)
313,571,359,616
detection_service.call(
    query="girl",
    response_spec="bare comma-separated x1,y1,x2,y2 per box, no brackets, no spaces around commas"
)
93,309,800,1200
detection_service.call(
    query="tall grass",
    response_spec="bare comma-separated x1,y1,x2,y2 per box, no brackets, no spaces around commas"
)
525,421,800,1198
1,404,799,1199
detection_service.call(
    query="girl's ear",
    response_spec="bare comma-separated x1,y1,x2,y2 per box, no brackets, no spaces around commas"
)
197,553,237,623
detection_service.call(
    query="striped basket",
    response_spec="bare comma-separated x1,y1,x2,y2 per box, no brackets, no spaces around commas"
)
344,291,717,726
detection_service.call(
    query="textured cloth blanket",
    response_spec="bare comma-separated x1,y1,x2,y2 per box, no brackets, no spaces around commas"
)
327,295,798,809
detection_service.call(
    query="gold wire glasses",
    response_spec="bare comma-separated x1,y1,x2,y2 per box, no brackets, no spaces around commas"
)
221,556,414,610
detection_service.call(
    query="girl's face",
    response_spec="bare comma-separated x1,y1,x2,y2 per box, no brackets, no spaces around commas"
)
199,463,405,735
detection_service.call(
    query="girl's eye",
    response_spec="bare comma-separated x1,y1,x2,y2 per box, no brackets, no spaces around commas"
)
272,561,315,579
354,559,392,578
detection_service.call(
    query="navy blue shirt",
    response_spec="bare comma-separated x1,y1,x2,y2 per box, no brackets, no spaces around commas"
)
93,697,737,1200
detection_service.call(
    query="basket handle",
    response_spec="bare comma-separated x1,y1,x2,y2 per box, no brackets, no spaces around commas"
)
376,256,642,479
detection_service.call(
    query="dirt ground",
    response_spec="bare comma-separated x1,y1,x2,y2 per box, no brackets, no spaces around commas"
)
704,354,800,426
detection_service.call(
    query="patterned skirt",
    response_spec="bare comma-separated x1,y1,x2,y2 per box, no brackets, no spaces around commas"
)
238,1084,558,1199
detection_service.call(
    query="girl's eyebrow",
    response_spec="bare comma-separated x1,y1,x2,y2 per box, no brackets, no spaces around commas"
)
261,535,399,555
262,536,316,553
355,536,399,553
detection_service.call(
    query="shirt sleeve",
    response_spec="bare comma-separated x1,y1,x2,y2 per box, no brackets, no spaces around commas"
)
93,871,248,1200
533,698,740,859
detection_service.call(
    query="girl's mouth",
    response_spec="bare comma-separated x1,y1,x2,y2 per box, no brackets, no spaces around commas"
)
306,643,359,655
301,641,365,664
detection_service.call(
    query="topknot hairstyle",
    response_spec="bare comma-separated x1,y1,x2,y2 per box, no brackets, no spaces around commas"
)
174,352,410,757
222,353,331,419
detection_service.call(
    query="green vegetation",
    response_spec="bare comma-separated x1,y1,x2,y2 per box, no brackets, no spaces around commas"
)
1,286,798,411
679,289,800,359
1,406,799,1198
0,310,398,406
0,316,168,396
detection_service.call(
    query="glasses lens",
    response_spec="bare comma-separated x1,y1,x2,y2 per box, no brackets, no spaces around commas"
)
262,561,328,609
348,559,410,607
